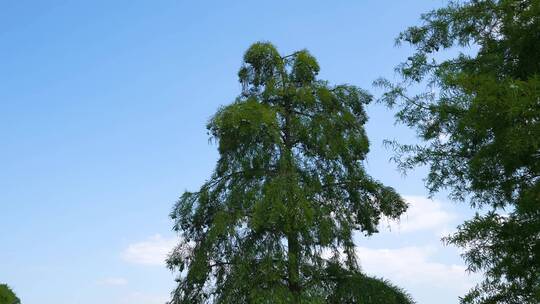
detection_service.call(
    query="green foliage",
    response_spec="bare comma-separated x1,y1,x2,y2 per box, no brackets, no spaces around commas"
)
168,42,411,303
0,284,20,304
323,262,414,304
377,1,540,303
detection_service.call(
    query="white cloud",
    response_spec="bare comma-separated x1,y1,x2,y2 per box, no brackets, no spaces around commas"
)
117,292,169,304
98,277,128,286
383,195,456,233
122,234,177,266
356,246,477,294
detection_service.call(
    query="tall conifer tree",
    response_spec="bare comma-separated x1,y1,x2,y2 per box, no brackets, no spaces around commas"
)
168,42,411,303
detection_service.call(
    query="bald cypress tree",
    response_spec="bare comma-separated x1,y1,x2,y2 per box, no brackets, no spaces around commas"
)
377,0,540,303
167,42,411,303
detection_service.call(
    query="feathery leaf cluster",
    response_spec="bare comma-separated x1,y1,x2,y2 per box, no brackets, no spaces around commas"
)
377,1,540,303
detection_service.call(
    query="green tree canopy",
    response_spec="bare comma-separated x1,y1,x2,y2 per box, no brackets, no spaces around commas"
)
167,42,411,303
0,284,20,304
377,0,540,303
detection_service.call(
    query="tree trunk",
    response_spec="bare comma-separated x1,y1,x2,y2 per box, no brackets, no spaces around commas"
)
283,89,301,303
287,232,301,303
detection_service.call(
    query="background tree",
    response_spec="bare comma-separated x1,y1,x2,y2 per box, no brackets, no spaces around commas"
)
0,284,20,304
376,0,540,303
167,42,411,303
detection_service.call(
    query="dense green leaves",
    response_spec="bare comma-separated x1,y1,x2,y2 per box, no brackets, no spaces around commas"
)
378,1,540,303
167,42,410,303
0,284,20,304
323,262,414,304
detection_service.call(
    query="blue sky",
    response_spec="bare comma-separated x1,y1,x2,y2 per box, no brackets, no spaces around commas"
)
1,1,479,303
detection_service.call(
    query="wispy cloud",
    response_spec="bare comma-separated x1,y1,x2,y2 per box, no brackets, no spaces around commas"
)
122,234,177,266
117,291,169,304
382,195,456,234
98,277,128,286
356,245,477,294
